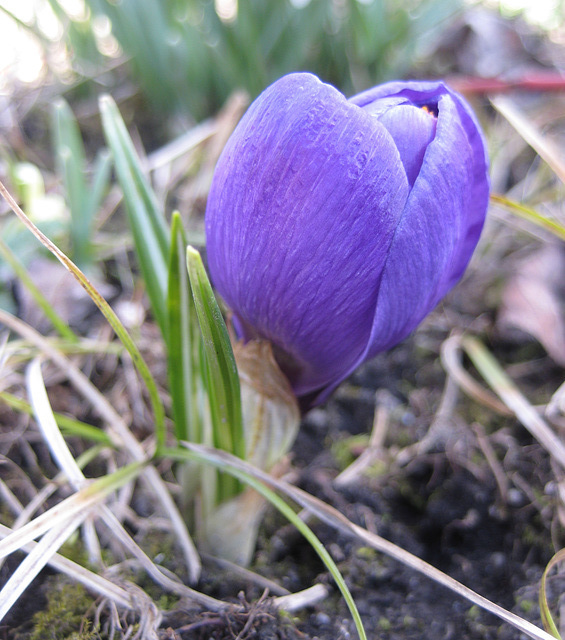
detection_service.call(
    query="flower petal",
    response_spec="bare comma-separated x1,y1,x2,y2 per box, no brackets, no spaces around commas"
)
310,89,487,406
206,73,410,395
366,93,484,355
372,104,438,186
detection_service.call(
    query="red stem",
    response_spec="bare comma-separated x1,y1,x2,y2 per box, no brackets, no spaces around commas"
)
445,71,565,95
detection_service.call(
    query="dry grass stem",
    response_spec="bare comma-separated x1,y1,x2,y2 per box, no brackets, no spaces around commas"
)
0,307,201,581
462,335,565,472
183,442,557,640
441,334,512,416
0,512,88,622
395,366,461,467
273,584,329,612
472,422,510,504
0,522,133,609
334,400,389,487
492,96,565,184
203,554,290,597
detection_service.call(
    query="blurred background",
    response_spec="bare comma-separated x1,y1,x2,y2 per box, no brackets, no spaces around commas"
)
0,0,563,136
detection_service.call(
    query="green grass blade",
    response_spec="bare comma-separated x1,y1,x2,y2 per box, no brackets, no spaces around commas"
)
99,94,170,337
246,479,366,640
0,390,113,445
167,212,205,443
51,99,90,265
83,148,112,233
0,236,78,343
490,194,565,242
186,246,244,500
186,247,243,456
539,549,565,639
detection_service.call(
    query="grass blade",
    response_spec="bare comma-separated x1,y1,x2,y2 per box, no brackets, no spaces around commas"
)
162,443,367,640
84,148,112,231
490,194,565,242
167,212,204,443
99,94,170,337
0,391,112,444
461,335,565,471
0,236,78,342
539,549,565,639
186,246,244,501
0,512,89,623
492,96,565,185
0,461,145,560
0,179,167,448
26,357,85,487
164,442,556,640
52,99,90,265
0,522,133,610
186,247,244,455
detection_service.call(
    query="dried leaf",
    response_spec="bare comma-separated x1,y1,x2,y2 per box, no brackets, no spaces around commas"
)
498,245,565,366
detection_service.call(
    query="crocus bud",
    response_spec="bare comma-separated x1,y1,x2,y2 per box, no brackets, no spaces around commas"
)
206,73,489,407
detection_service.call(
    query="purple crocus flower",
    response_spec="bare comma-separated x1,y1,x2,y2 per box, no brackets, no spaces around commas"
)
205,73,489,406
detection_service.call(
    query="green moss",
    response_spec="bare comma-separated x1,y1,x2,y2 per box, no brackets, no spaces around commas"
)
331,435,370,470
355,546,377,561
402,615,415,628
377,617,392,631
466,605,480,621
30,581,96,640
518,597,535,614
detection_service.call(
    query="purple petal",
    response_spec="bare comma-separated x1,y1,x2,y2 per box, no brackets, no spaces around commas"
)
310,85,489,405
365,93,486,357
372,104,438,186
206,73,410,395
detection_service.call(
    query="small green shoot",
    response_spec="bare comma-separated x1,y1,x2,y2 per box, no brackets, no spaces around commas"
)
167,213,205,444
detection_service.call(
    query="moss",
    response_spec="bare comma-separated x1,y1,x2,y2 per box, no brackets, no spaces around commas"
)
518,597,536,614
29,580,96,640
377,616,392,631
466,605,480,621
331,434,370,470
402,615,415,628
355,546,377,561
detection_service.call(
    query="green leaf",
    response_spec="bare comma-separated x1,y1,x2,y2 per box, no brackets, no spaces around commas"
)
52,99,89,264
186,246,244,499
99,94,170,337
167,212,205,443
84,148,112,231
